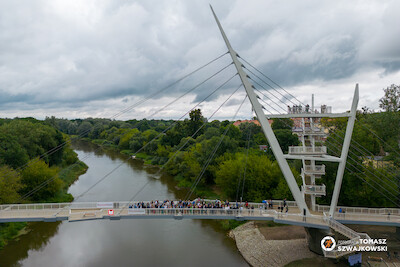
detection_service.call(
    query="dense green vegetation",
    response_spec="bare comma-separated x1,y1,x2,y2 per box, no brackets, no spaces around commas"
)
48,101,399,209
0,85,398,248
319,110,400,207
0,118,87,248
48,111,301,203
3,84,397,203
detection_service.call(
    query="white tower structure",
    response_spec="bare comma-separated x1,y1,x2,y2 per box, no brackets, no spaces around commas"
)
210,6,359,216
289,99,331,211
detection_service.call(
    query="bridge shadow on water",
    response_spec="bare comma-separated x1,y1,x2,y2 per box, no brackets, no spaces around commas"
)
0,140,247,266
0,222,61,266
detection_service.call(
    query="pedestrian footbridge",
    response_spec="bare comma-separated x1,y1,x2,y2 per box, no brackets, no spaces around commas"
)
1,200,398,226
5,200,400,258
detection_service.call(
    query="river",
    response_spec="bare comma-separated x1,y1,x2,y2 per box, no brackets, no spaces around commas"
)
0,141,248,267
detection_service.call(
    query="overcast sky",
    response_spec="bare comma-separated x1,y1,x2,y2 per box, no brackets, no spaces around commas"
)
1,0,399,121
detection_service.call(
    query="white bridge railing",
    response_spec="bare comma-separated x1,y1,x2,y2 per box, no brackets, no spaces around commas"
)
304,164,325,174
288,146,327,155
302,184,326,195
2,200,400,217
322,215,371,258
315,205,400,216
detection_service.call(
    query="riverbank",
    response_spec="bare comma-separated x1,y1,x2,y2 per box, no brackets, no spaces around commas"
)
88,138,222,199
0,140,249,266
229,221,316,267
0,159,87,249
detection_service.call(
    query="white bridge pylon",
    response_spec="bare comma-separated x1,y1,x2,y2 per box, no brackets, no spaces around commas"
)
210,6,359,217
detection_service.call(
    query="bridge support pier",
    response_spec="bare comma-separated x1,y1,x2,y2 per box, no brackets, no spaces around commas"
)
305,227,333,255
396,227,400,240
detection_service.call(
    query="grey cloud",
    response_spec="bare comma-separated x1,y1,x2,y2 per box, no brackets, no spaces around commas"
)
0,91,33,104
225,98,243,107
0,0,399,118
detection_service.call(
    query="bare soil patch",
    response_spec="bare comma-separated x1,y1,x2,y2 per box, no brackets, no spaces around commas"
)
255,222,307,240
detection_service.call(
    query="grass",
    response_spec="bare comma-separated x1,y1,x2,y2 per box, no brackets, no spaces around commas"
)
120,150,133,155
193,187,220,199
59,161,88,190
219,220,247,231
47,160,88,203
0,222,27,249
92,139,107,145
254,221,287,228
0,159,88,250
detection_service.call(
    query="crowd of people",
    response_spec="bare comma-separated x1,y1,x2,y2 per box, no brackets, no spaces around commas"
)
127,198,289,213
128,198,250,209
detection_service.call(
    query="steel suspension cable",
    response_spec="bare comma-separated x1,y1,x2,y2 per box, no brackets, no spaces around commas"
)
185,95,248,200
273,116,400,207
157,83,243,174
358,121,400,158
254,87,286,113
235,124,251,203
74,72,240,200
325,138,400,207
119,84,244,212
253,89,283,114
15,66,237,203
250,79,288,112
131,71,237,157
245,67,299,107
328,126,400,181
327,131,400,190
325,130,398,191
16,143,106,202
240,127,252,202
239,56,306,106
18,64,235,203
143,63,234,120
3,52,230,178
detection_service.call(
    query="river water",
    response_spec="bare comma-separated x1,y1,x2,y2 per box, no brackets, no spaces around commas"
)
0,141,248,267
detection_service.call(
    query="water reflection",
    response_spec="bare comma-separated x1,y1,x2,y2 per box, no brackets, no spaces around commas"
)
0,222,61,267
0,140,247,267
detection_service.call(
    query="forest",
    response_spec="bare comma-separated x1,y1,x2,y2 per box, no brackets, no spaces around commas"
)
0,118,87,247
46,104,400,208
0,84,399,247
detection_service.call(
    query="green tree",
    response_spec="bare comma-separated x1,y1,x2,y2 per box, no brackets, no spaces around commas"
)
216,153,289,202
0,119,64,166
21,159,62,201
187,109,204,137
119,129,139,150
272,118,293,130
274,129,299,153
0,166,23,204
379,84,400,112
77,121,92,137
0,133,29,168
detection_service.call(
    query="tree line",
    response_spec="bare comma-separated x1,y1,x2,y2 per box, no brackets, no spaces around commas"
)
0,118,88,248
0,118,86,204
48,93,400,208
47,111,300,202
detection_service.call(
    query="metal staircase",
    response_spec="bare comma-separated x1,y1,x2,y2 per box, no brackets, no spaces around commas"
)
323,216,371,258
287,102,330,210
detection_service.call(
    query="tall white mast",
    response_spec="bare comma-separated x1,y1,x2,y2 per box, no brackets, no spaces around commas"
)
210,5,359,216
210,5,310,214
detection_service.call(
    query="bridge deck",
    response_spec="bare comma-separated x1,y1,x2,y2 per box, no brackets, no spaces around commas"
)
2,201,397,258
1,201,399,227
